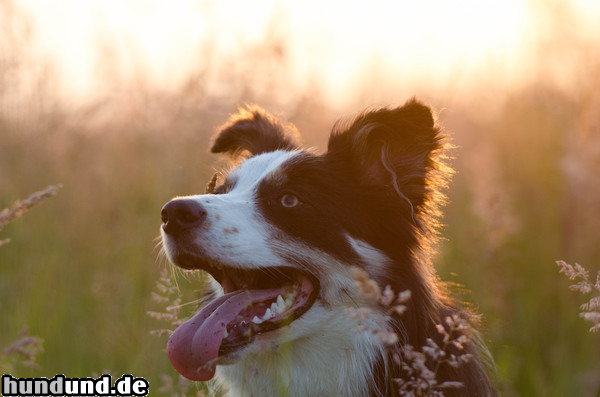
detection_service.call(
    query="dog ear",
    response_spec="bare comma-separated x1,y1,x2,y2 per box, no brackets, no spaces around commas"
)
327,98,447,209
211,105,301,157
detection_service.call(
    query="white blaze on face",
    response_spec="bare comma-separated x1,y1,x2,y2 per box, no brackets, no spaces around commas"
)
185,150,301,268
346,235,391,282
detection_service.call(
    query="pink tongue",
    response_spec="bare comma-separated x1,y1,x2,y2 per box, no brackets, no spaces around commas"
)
167,288,284,381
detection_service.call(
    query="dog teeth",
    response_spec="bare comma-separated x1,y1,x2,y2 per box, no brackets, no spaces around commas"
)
277,295,286,309
224,329,229,338
262,308,273,321
284,291,296,308
269,295,285,315
252,316,263,324
250,293,300,326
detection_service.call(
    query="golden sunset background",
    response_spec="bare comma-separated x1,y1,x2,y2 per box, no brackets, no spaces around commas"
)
1,0,600,395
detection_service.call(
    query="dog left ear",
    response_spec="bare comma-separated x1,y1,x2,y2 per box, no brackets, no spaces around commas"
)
327,98,445,208
211,105,301,157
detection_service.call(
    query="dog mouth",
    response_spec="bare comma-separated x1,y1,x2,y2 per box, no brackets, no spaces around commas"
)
166,254,319,382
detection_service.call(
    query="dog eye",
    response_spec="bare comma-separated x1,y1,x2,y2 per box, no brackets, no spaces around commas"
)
280,193,302,208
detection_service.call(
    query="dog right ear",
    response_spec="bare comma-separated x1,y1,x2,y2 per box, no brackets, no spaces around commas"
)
211,105,301,157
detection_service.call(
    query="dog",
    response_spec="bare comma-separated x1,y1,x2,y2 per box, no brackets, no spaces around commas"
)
160,99,497,396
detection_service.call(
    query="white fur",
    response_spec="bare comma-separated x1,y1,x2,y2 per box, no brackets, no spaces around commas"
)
163,150,395,397
164,151,301,268
205,239,391,396
347,236,391,284
215,308,387,397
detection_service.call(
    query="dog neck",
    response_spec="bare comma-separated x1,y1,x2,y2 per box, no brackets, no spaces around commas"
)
213,309,387,397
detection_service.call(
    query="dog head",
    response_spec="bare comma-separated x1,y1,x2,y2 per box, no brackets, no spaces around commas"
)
160,99,446,381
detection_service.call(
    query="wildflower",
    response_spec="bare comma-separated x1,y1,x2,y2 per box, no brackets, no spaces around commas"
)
147,268,186,336
2,327,44,369
352,267,381,302
381,285,395,307
557,260,600,332
396,315,472,395
0,184,62,247
348,268,473,395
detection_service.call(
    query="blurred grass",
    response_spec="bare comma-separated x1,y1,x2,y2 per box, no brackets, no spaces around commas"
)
0,104,220,382
436,91,600,396
1,85,599,396
1,0,599,395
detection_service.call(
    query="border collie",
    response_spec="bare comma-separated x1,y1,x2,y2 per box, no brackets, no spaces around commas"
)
160,99,497,396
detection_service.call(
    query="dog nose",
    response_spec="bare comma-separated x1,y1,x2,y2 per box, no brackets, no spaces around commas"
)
161,199,207,235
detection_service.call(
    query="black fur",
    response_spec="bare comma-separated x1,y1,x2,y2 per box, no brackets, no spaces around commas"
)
211,99,497,396
212,104,301,156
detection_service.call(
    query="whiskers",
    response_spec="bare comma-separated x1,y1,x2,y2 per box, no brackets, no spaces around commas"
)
153,236,183,291
149,235,215,336
152,234,165,255
166,297,208,312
